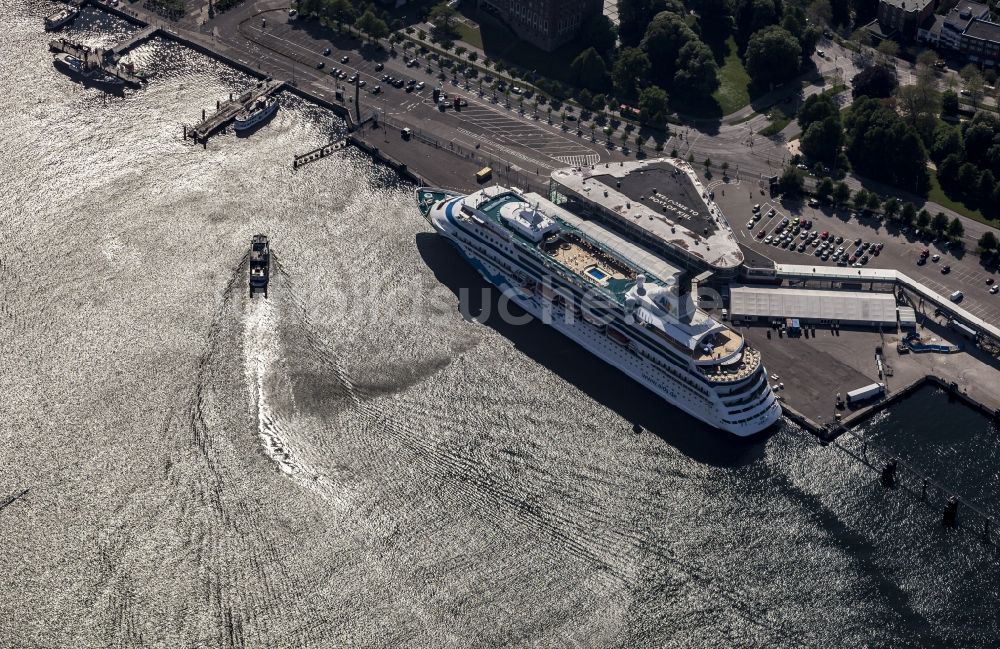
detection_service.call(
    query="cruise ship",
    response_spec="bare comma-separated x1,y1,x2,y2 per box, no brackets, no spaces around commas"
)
416,184,781,437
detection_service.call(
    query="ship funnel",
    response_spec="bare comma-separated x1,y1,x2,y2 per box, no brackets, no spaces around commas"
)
636,274,646,296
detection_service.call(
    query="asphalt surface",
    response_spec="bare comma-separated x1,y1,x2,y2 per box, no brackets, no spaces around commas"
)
209,4,608,183
712,184,1000,323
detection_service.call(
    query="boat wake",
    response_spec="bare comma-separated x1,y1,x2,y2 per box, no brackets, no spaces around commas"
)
242,275,350,503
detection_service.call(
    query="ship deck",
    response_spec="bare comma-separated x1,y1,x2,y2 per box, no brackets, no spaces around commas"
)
692,329,743,362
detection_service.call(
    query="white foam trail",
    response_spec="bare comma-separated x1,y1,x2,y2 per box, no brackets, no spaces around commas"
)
243,295,345,502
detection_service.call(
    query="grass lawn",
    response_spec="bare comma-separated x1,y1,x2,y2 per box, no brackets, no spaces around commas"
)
928,173,993,226
712,37,753,116
759,109,792,136
455,22,483,50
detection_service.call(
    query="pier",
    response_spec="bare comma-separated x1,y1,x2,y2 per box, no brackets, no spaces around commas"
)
111,25,159,56
48,37,144,87
186,80,285,143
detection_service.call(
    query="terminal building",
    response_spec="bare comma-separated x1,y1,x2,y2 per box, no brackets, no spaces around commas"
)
475,0,602,51
728,285,901,327
550,159,745,283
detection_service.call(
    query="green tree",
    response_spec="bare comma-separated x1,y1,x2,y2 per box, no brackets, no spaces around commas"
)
931,211,949,234
641,11,698,86
745,26,802,86
638,85,670,126
900,202,917,226
619,0,681,46
844,96,929,192
356,9,388,43
816,176,834,200
428,2,458,37
322,0,356,28
581,14,618,58
917,209,931,230
941,90,960,116
961,64,986,108
673,40,719,96
613,47,652,101
883,197,900,220
851,64,898,99
893,66,940,141
832,181,850,206
778,165,805,194
948,216,965,239
853,188,870,212
801,116,843,163
978,231,998,252
570,47,611,92
798,93,839,131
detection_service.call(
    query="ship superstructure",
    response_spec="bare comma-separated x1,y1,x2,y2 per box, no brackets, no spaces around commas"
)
417,186,780,437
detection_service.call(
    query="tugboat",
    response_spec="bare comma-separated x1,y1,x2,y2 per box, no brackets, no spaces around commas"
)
234,96,279,133
45,7,79,31
249,235,270,298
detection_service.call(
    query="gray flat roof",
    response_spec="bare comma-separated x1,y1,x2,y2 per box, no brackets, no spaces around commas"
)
880,0,933,11
551,159,744,270
772,263,1000,343
964,18,1000,41
773,263,899,282
730,285,898,324
523,191,683,282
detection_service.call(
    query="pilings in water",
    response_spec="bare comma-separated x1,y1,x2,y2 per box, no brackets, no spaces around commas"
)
292,138,347,169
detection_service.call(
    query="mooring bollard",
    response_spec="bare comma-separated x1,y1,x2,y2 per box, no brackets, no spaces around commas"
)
943,496,959,528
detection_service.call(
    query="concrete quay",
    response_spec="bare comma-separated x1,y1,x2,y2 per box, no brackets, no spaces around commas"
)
734,315,1000,438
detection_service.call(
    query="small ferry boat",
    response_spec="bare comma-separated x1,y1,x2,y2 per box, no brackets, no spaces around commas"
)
53,53,125,92
249,235,270,298
234,97,279,133
44,7,79,31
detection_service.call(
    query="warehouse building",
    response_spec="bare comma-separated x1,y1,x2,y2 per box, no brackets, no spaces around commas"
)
729,286,900,327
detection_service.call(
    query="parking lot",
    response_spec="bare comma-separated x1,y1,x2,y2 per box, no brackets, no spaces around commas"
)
712,184,1000,323
235,13,605,173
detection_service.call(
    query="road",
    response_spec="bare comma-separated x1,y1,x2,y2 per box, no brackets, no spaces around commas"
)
108,0,1000,312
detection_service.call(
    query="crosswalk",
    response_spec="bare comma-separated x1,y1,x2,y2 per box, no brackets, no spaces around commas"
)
553,154,601,167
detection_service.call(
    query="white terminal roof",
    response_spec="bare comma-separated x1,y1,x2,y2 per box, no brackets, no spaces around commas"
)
729,285,899,324
523,192,683,283
551,159,744,271
772,263,1000,342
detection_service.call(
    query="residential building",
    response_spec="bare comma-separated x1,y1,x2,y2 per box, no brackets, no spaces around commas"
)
874,0,937,40
918,2,1000,67
476,0,602,51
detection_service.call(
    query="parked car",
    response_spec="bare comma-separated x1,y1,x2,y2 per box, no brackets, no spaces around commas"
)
991,285,999,294
757,230,766,239
375,62,384,71
341,55,350,63
931,254,941,262
942,265,951,274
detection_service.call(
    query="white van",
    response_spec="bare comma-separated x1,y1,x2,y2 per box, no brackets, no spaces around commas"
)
950,291,964,302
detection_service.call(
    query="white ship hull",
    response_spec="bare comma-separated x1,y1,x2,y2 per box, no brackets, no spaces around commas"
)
421,191,782,438
234,99,279,132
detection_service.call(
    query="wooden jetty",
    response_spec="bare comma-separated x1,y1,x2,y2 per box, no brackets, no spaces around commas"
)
186,80,285,143
48,37,144,87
